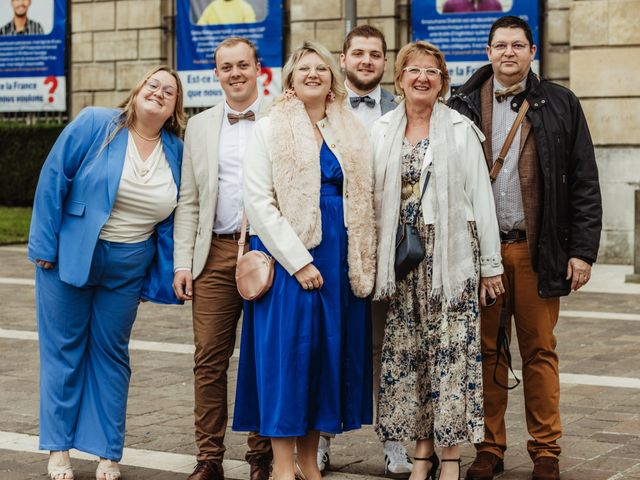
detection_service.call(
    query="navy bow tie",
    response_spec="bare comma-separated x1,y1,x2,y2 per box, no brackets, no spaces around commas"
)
350,95,376,108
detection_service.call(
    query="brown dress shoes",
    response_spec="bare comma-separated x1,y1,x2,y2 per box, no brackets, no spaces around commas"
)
532,457,560,480
187,461,224,480
249,459,272,480
465,452,504,480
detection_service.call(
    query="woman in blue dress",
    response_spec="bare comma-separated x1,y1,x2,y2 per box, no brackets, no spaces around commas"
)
234,41,377,480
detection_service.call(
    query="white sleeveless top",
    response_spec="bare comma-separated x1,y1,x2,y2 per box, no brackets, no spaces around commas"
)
99,133,177,243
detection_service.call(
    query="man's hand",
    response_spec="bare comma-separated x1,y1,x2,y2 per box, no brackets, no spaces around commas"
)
479,275,505,307
566,257,592,291
173,270,193,301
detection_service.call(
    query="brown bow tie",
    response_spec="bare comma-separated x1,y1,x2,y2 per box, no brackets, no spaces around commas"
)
227,110,255,124
495,84,524,103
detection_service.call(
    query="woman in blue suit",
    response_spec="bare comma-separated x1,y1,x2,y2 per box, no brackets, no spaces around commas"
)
28,66,185,480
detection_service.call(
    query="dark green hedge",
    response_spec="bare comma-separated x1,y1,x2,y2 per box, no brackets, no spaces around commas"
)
0,122,65,206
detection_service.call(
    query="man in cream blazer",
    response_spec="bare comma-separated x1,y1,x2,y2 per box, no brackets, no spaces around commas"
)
172,37,272,480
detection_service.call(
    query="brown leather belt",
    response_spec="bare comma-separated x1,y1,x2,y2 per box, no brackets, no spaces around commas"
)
213,231,242,241
500,230,527,244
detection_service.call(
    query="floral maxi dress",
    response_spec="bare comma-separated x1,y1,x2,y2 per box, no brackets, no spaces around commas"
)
375,138,484,447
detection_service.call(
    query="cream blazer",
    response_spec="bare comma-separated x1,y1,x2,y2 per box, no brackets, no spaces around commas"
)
243,117,349,276
173,100,269,279
370,108,503,277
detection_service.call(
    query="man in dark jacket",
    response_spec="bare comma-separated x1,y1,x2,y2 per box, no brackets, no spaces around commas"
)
448,16,602,480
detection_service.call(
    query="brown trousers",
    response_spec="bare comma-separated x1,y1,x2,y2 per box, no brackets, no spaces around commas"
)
192,237,271,463
371,300,387,418
478,240,561,461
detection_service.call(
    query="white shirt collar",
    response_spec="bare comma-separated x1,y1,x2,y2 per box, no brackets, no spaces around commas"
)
345,83,382,103
224,95,262,116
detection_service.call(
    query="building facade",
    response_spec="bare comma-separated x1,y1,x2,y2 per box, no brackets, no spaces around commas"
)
40,0,640,264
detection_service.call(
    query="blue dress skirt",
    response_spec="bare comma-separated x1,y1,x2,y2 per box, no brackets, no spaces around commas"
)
233,142,373,437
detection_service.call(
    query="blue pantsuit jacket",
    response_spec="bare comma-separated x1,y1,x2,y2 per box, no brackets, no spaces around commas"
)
28,107,183,304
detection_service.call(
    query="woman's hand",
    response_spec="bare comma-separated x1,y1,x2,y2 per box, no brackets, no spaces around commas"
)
36,259,54,269
294,263,324,290
479,275,505,307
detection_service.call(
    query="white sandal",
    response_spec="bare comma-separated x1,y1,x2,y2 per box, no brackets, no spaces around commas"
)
48,451,74,480
96,458,121,480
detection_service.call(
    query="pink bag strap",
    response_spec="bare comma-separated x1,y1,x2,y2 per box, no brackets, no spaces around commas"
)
237,210,249,263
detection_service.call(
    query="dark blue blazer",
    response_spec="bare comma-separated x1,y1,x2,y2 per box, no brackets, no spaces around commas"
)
28,107,183,304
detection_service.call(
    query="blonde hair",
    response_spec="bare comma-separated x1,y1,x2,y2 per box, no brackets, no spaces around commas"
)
279,41,346,104
394,41,450,99
114,65,186,139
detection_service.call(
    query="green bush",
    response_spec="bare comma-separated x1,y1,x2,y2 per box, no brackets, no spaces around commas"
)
0,122,65,206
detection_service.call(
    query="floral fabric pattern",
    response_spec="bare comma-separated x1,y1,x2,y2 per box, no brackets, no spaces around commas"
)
376,139,484,447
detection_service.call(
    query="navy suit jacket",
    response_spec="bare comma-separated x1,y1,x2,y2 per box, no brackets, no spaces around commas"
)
28,107,183,304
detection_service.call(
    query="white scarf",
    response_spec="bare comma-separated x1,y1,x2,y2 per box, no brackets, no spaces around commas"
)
374,100,475,302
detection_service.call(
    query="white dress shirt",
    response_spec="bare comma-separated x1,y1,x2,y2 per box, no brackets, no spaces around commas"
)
491,77,527,232
213,96,261,234
345,83,383,128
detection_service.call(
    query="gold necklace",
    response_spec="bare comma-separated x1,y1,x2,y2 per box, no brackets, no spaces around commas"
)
131,124,161,141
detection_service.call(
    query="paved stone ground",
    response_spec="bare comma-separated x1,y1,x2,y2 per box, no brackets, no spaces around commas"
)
1,245,640,479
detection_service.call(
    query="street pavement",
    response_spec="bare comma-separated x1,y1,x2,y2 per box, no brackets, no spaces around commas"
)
1,245,639,480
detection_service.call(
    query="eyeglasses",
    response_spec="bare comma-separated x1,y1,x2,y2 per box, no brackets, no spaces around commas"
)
402,66,442,79
144,78,177,99
490,42,530,53
297,64,330,74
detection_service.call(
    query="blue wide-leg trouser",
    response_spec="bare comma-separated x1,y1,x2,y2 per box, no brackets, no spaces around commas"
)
36,238,155,461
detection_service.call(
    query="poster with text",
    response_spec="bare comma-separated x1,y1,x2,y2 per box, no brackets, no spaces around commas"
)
412,0,540,89
0,0,66,112
177,0,283,108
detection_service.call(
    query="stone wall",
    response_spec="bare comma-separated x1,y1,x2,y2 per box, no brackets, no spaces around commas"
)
569,0,640,263
288,0,407,90
70,0,173,117
64,0,640,264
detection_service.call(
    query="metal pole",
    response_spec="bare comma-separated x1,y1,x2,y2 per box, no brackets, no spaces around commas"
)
625,188,640,283
345,0,357,36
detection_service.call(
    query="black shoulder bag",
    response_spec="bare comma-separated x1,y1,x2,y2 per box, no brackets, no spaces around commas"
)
395,170,431,281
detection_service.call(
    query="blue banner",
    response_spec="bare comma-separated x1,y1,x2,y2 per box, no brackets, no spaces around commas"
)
0,0,66,111
412,0,539,88
177,0,283,107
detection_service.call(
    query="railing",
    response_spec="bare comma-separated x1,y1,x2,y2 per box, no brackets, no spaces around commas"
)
0,111,67,125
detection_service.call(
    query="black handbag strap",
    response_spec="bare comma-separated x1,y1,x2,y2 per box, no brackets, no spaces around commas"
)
400,169,431,228
492,284,521,390
419,169,432,203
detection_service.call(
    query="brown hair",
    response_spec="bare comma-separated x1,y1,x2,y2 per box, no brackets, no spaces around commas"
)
115,65,186,138
394,41,450,99
279,40,347,104
214,37,260,66
343,24,387,55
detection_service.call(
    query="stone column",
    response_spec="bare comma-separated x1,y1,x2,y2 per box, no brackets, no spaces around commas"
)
70,0,171,117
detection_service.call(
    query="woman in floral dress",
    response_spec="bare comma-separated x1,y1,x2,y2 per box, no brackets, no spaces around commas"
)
370,41,504,480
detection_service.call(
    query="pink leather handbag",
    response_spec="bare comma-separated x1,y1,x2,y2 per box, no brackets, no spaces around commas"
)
235,212,275,300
